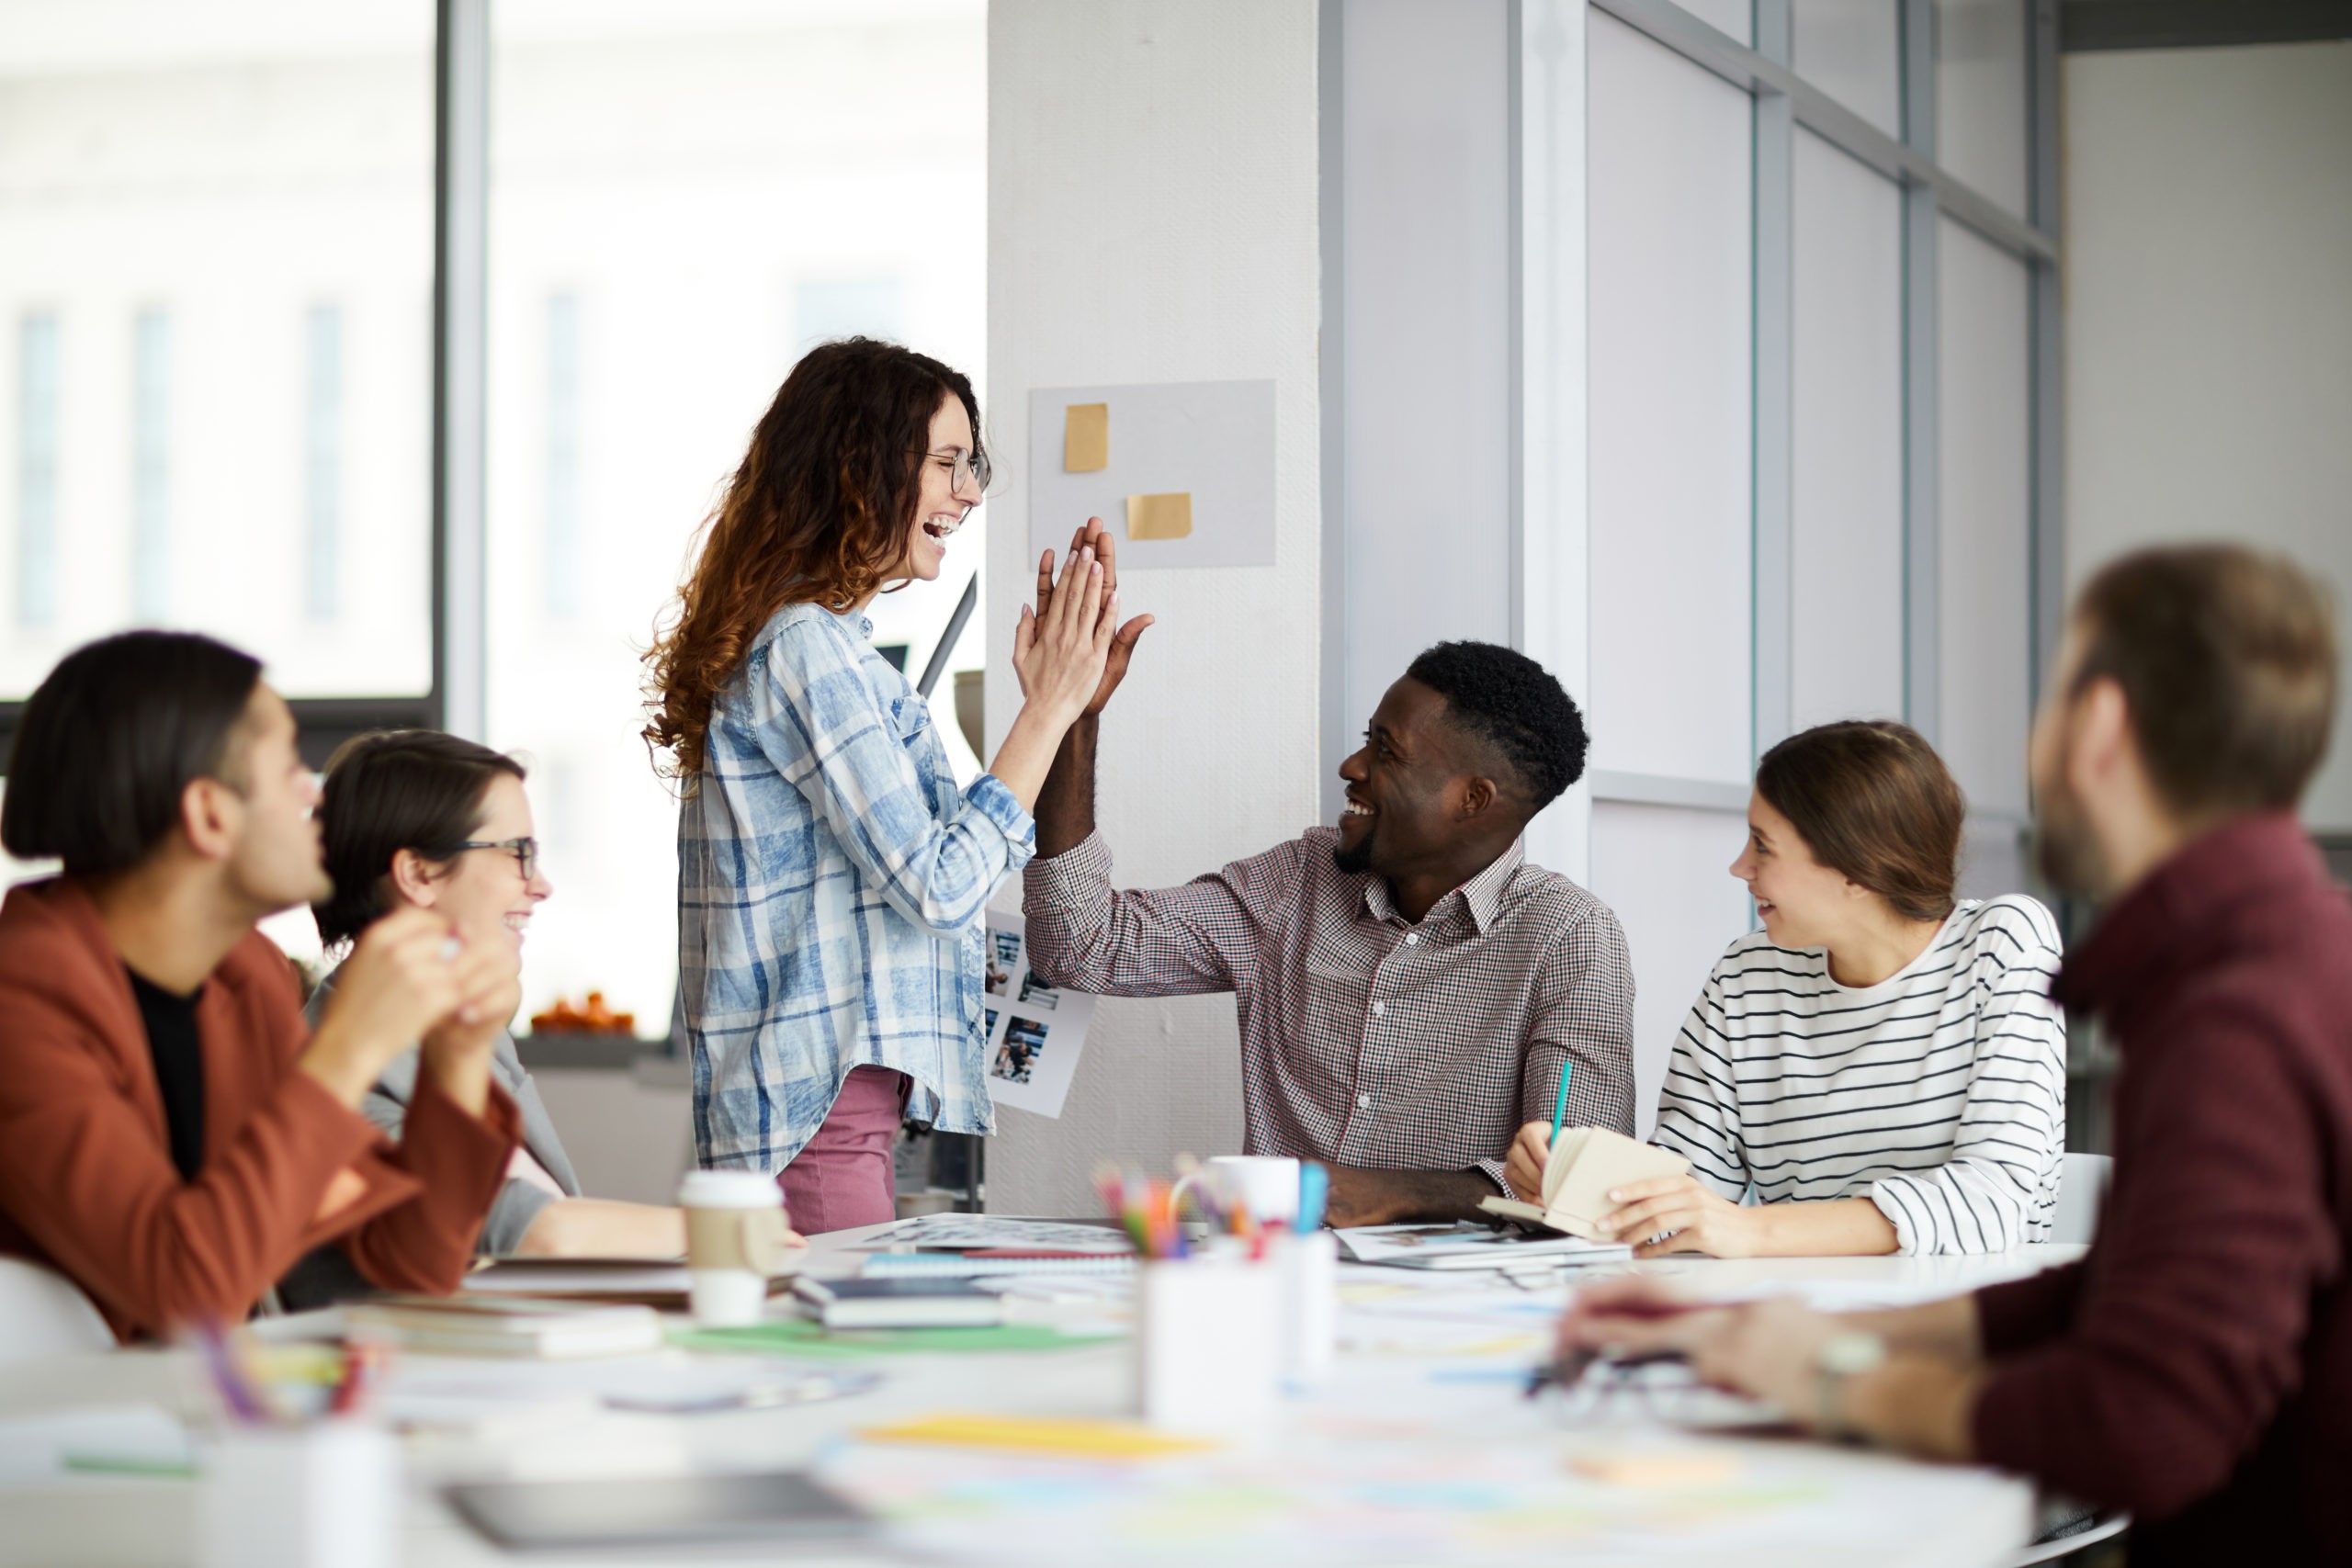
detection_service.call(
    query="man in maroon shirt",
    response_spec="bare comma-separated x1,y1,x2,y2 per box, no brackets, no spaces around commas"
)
1557,544,2351,1564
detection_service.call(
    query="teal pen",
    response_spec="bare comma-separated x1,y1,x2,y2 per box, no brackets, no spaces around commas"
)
1548,1061,1575,1145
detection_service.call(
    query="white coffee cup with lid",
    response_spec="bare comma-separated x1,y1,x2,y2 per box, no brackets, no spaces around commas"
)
677,1169,794,1326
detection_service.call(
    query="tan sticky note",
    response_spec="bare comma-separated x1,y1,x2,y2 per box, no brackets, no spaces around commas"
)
1063,403,1109,472
1125,491,1193,542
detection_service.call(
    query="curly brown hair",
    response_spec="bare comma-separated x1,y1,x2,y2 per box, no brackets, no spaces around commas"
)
643,338,982,782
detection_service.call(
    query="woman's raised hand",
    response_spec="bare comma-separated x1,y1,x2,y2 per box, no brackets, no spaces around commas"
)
1012,540,1120,728
1034,519,1156,716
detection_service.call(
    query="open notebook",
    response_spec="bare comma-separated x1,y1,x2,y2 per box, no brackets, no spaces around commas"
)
1477,1127,1690,1239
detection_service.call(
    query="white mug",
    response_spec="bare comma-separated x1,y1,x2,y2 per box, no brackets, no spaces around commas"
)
678,1169,794,1326
1170,1156,1301,1230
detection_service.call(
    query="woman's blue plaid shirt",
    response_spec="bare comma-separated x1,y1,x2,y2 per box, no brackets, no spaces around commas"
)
676,603,1034,1172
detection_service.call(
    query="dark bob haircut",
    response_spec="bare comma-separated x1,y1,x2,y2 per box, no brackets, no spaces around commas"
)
1755,720,1962,925
1404,640,1589,810
311,730,526,948
2,630,264,876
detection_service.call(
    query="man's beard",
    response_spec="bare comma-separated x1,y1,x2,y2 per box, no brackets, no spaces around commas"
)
1332,826,1374,877
2030,748,2109,900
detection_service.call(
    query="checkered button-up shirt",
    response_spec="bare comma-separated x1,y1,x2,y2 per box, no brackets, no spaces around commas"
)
1023,829,1634,1186
678,603,1033,1173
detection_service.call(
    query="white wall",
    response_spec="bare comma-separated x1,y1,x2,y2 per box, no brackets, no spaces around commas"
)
2064,40,2352,830
1331,0,1512,804
984,0,1322,1214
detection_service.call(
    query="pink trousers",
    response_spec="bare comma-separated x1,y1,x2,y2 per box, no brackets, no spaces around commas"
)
776,1066,909,1234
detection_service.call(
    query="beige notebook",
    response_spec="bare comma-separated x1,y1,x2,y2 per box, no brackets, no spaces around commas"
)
1477,1127,1690,1240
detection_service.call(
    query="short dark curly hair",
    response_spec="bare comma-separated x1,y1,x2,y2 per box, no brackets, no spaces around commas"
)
1404,641,1589,809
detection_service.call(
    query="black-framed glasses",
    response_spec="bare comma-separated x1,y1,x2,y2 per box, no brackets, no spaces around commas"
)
917,446,990,496
455,836,537,882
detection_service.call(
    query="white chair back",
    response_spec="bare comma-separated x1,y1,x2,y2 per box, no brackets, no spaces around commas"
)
2050,1153,2114,1247
0,1256,112,1364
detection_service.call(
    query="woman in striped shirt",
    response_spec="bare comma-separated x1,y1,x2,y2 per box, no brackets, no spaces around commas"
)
1508,720,2066,1256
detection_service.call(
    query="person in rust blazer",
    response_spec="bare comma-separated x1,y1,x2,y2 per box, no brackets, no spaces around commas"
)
0,632,525,1343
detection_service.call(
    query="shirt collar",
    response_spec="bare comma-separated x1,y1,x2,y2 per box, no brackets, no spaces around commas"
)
1360,837,1525,934
2052,810,2328,1016
829,605,876,641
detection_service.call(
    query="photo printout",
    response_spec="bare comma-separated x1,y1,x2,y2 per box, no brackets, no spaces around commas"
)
979,908,1093,1119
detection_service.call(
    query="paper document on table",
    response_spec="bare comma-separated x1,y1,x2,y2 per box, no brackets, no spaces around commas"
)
380,1353,877,1429
463,1260,695,1298
818,1403,2029,1567
0,1404,193,1486
980,909,1094,1118
1665,1264,2052,1316
1336,1223,1632,1269
856,1214,1134,1254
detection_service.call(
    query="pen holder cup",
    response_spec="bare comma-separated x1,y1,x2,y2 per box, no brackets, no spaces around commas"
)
1135,1256,1282,1432
198,1419,400,1568
1274,1229,1339,1385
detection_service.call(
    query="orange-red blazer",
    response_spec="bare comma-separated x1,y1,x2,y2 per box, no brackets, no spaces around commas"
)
0,877,519,1342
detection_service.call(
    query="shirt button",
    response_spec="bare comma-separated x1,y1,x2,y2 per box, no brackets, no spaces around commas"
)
1405,933,1419,946
1370,1001,1385,1017
1356,1092,1371,1109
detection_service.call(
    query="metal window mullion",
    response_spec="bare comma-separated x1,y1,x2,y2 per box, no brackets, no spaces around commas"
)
2028,0,2064,700
1514,0,1593,886
1317,0,1348,829
1900,0,1939,743
434,0,490,740
1751,0,1793,763
1591,0,2053,265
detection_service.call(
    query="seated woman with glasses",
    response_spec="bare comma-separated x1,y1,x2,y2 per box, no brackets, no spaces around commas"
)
288,731,726,1292
1507,720,2068,1257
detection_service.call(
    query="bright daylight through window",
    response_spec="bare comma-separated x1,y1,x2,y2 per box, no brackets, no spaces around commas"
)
0,0,990,1042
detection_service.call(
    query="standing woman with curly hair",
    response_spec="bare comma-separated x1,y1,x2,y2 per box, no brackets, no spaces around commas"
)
645,339,1143,1231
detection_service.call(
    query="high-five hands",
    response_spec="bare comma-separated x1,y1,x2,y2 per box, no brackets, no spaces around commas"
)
1011,540,1120,728
1035,518,1156,716
988,518,1158,810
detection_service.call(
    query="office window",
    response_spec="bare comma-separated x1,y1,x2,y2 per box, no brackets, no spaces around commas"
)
131,309,171,623
1674,0,1752,47
1588,802,1755,1139
302,305,344,622
1792,129,1905,732
1588,12,1754,787
1936,0,2030,215
793,277,904,355
1938,216,2033,822
15,313,60,629
1571,0,2052,1105
0,5,435,699
545,292,580,620
1792,0,1902,138
483,2,987,1032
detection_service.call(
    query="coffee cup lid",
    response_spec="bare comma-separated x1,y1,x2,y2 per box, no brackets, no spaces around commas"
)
677,1169,784,1208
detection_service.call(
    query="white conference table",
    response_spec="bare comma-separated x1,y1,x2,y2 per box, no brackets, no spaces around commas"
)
0,1228,2085,1568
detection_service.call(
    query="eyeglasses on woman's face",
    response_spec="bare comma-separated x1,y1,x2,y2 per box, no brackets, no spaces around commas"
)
919,446,990,498
454,836,537,884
